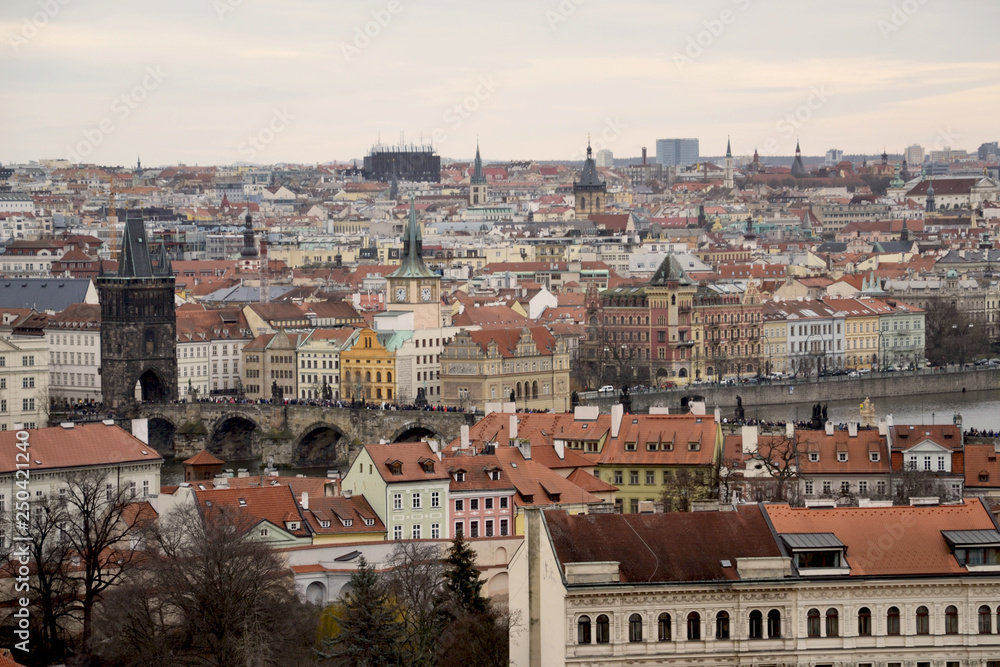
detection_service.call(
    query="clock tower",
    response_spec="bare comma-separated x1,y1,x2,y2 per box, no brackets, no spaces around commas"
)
387,198,441,328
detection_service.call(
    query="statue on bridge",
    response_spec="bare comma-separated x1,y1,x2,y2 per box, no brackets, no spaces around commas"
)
271,380,284,403
619,385,632,414
415,387,428,408
735,394,745,422
810,402,829,430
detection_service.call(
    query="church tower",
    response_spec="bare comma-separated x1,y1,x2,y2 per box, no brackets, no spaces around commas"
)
724,136,734,189
97,211,177,408
926,180,936,213
387,198,441,329
574,139,606,217
469,143,487,206
791,139,807,178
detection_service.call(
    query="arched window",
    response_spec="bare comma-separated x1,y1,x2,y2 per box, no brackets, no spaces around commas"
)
579,196,586,209
577,616,591,644
806,608,821,637
887,606,901,635
715,611,730,639
365,371,371,382
657,612,671,641
628,613,643,642
671,294,676,305
595,615,610,643
387,372,392,383
916,606,930,635
767,609,781,638
749,610,763,639
945,605,959,634
980,605,993,634
376,372,382,383
857,607,872,636
825,608,839,637
686,612,700,640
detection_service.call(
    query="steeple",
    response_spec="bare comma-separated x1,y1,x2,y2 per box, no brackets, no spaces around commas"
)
573,135,606,216
389,197,437,279
726,136,732,158
471,143,486,185
926,180,936,213
136,156,142,172
881,147,888,166
469,143,487,206
900,218,910,242
791,139,807,178
724,135,734,189
116,209,155,278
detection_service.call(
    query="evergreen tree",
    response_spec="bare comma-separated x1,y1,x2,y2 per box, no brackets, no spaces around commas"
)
325,556,402,666
444,533,486,613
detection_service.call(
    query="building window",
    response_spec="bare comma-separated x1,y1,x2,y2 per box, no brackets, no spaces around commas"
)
658,613,671,641
837,452,847,462
499,496,509,509
431,523,440,539
614,470,623,484
858,607,872,636
686,612,700,640
411,524,421,540
805,481,814,495
630,471,639,485
767,609,781,638
825,608,839,637
393,494,402,510
945,605,959,634
596,615,610,643
455,499,464,512
715,611,730,640
412,493,421,509
577,616,592,644
916,606,930,635
431,491,440,508
485,520,494,537
887,606,901,635
393,525,402,540
500,519,509,536
485,497,493,510
469,521,479,538
645,471,654,485
841,481,851,494
470,498,479,511
979,605,992,634
454,522,463,537
629,614,643,642
807,608,821,637
749,610,763,639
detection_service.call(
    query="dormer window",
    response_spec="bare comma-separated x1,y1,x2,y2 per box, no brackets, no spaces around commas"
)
980,471,990,483
320,520,331,528
420,459,435,473
625,442,637,452
837,452,848,463
455,471,466,482
388,461,403,476
285,521,300,531
364,518,375,527
944,530,1000,569
688,441,700,452
870,452,880,462
341,518,353,527
809,452,820,462
781,533,849,574
646,442,657,451
488,469,501,481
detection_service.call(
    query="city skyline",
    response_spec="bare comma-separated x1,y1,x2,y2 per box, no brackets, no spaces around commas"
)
3,0,999,166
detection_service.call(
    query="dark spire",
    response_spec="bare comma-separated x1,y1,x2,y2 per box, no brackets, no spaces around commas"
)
389,159,399,200
575,136,603,188
154,241,172,276
389,197,437,279
900,218,910,242
726,136,732,158
471,143,486,185
791,139,807,178
116,209,155,278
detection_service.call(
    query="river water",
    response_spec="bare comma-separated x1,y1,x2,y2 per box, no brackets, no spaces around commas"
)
736,388,1000,431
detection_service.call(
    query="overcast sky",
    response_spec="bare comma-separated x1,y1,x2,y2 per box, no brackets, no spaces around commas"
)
2,0,998,167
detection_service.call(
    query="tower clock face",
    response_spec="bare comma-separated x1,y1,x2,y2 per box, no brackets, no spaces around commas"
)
421,286,432,301
395,286,407,302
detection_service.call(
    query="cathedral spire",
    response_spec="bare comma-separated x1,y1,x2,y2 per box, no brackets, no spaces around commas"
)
389,197,437,279
726,136,732,158
471,143,486,185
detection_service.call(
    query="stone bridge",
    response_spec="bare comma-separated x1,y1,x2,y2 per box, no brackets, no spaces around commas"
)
133,402,477,466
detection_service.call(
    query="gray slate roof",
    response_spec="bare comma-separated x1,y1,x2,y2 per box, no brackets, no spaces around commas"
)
0,278,93,311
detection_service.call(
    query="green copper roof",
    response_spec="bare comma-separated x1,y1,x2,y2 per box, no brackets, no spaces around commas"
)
389,198,439,279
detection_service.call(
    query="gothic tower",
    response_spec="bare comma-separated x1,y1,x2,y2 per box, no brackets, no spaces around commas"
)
926,180,936,213
574,139,606,217
387,198,441,329
470,143,487,206
724,136,734,189
97,211,177,408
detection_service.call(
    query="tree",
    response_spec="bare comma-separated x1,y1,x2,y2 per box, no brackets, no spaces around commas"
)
924,300,988,366
658,467,711,512
443,533,485,614
744,433,802,502
323,556,403,666
384,542,446,667
94,503,317,667
434,600,514,667
892,461,950,504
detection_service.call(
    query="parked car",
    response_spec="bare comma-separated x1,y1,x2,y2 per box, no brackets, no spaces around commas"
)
598,385,615,393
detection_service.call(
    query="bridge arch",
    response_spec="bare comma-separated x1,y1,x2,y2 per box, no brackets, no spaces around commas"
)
145,414,178,457
389,422,445,445
207,413,261,460
294,421,348,467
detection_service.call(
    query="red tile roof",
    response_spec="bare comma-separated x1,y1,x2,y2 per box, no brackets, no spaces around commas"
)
183,450,225,466
364,442,450,483
494,447,602,507
193,484,309,538
0,423,161,474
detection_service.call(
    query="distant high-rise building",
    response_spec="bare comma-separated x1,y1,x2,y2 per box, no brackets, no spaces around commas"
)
824,149,843,166
363,143,441,183
978,142,999,161
595,149,614,168
905,144,925,165
655,138,699,167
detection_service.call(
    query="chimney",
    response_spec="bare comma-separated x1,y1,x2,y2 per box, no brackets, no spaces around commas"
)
461,424,470,450
131,417,149,445
611,403,624,439
878,418,888,436
343,488,352,499
741,424,759,454
517,438,531,461
786,421,795,439
825,421,834,436
214,474,229,488
509,414,518,440
715,406,722,423
886,414,894,428
237,468,249,478
641,147,647,165
848,422,858,437
553,438,565,460
301,491,309,511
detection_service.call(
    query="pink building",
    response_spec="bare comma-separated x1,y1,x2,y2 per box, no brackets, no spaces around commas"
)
447,454,516,539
